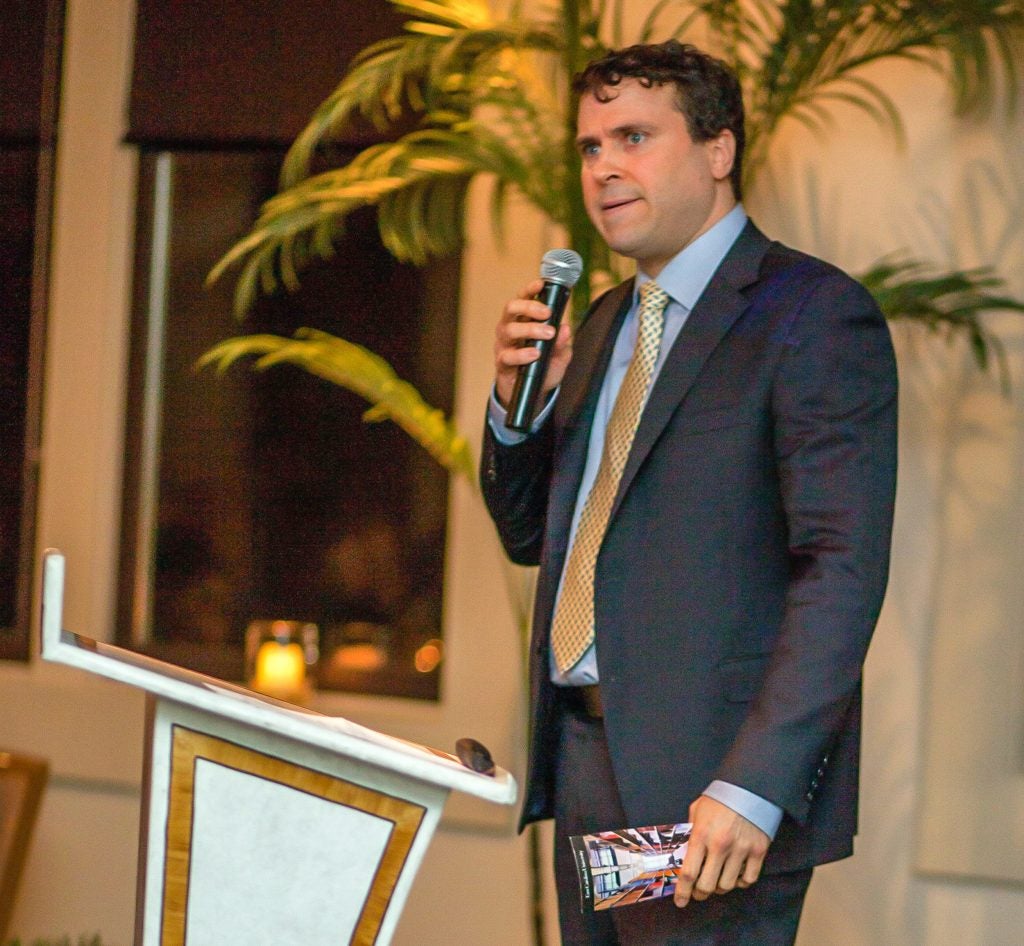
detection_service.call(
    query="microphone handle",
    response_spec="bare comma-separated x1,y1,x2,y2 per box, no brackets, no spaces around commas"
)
505,281,572,432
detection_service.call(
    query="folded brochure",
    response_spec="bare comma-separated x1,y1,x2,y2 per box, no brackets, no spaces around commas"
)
570,822,692,911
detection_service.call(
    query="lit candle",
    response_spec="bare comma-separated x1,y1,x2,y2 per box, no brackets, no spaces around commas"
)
253,639,306,701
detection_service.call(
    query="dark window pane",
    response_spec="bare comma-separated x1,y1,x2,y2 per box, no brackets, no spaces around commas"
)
128,1,405,148
0,150,37,639
119,150,459,700
0,0,63,660
0,0,51,142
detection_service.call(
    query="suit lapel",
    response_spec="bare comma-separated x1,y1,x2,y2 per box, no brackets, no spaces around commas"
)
557,281,633,431
546,282,633,571
612,222,772,517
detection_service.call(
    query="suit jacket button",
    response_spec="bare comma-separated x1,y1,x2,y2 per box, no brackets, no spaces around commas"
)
805,790,814,802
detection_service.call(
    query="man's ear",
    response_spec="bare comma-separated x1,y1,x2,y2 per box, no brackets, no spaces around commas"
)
707,130,736,183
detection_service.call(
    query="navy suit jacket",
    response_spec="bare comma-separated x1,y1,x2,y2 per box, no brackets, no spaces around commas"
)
481,221,898,873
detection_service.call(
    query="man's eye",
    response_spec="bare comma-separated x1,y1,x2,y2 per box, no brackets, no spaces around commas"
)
627,132,645,145
581,143,599,157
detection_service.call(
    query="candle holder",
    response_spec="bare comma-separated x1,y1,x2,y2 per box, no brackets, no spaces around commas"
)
244,619,319,704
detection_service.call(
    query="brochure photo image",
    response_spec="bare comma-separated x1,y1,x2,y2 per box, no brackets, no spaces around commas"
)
569,822,692,911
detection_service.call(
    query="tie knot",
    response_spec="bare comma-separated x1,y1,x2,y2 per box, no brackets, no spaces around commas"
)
639,280,669,313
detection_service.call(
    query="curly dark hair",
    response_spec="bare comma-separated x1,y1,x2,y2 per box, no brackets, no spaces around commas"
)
573,40,745,200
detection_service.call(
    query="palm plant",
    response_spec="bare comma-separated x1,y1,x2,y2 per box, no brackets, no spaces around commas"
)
199,0,1024,737
202,0,1024,667
200,6,1024,942
207,0,1024,338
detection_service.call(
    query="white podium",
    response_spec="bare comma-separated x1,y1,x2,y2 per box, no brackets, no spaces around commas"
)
40,552,516,945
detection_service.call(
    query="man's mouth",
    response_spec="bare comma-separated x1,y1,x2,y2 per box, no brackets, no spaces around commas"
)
601,196,640,213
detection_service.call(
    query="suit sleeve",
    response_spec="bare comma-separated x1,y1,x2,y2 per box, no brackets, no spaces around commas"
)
480,411,556,567
714,271,898,825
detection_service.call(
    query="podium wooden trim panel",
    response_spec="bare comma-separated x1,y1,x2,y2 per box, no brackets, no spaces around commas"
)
161,727,427,946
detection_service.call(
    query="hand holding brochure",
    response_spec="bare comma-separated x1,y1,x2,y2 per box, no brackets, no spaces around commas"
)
569,822,692,911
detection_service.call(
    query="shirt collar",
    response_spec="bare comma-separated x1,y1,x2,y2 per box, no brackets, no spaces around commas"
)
635,204,748,310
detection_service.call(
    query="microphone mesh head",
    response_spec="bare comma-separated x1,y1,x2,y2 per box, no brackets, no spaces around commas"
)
540,249,584,287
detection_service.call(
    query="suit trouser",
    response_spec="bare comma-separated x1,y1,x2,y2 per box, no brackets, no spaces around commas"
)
552,701,812,946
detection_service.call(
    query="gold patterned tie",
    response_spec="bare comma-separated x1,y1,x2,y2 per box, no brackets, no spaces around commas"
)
551,280,670,674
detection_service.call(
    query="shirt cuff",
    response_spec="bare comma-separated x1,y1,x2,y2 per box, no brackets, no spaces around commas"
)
702,780,783,840
488,385,557,445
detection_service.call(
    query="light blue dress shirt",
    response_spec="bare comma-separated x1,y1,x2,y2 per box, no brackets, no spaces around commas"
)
489,204,783,839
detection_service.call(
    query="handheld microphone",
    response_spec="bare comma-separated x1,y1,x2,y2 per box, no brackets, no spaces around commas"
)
505,248,584,432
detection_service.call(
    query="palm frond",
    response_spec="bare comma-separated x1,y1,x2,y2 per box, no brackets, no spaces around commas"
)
209,0,1024,380
198,329,475,482
281,4,562,187
281,35,440,186
701,0,1024,179
214,51,573,309
211,121,564,314
638,0,685,42
859,256,1024,388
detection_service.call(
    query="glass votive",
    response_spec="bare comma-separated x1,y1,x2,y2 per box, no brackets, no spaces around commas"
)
245,619,319,704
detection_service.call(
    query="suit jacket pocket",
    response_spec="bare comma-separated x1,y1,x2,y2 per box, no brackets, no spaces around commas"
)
718,654,770,703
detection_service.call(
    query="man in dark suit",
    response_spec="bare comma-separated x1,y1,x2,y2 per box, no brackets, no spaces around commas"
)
481,41,897,945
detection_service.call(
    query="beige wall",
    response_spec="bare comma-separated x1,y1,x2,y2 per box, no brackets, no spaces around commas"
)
750,54,1024,946
2,1,1022,943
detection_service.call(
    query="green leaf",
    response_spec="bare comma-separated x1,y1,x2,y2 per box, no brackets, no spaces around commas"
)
734,0,1024,181
859,255,1024,390
207,0,1024,381
197,330,476,482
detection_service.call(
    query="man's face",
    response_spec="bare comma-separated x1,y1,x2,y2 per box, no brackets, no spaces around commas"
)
576,78,736,276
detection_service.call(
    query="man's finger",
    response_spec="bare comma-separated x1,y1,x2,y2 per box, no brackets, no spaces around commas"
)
692,841,726,901
498,302,552,336
496,320,556,353
673,837,706,907
741,849,766,887
715,850,747,894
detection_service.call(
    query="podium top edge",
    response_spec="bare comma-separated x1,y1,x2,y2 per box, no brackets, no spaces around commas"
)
38,552,517,806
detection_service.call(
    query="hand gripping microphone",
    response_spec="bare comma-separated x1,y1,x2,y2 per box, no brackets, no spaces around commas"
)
505,248,584,432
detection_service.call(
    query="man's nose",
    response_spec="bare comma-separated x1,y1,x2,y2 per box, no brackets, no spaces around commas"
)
590,150,622,183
